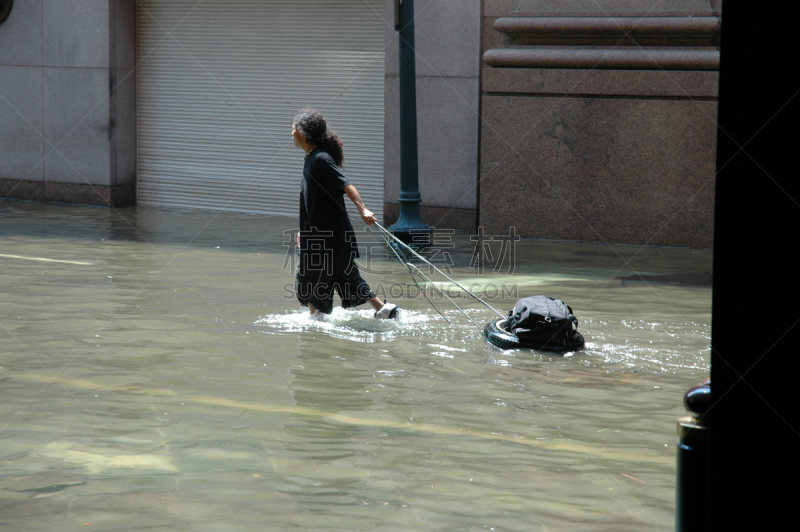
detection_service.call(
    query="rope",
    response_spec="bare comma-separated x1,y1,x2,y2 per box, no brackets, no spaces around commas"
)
373,222,506,320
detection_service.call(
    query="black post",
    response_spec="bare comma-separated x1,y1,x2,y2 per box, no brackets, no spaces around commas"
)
389,0,429,243
675,380,710,531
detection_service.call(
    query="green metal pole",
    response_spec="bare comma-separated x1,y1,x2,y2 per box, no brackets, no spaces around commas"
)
389,0,429,241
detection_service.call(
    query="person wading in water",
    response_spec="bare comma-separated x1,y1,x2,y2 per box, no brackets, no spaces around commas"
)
292,108,399,319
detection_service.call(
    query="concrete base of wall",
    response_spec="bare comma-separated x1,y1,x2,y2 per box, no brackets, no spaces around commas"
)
0,178,135,207
384,203,476,232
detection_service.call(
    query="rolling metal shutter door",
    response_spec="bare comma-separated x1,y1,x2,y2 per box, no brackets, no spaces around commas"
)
136,0,385,220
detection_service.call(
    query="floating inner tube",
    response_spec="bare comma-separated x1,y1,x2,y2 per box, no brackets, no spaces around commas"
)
483,319,585,353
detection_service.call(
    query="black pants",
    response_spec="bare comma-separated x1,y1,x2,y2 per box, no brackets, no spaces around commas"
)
295,259,375,314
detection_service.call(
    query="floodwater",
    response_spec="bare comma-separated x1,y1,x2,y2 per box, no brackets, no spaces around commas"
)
0,201,711,531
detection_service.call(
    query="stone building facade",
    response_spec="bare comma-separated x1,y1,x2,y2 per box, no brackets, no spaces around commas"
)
477,0,720,248
0,0,136,206
0,0,720,248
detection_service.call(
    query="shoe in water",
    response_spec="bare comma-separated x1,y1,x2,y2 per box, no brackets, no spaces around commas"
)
375,302,400,319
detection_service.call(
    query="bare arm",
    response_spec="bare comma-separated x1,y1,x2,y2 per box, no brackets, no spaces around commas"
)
343,185,377,225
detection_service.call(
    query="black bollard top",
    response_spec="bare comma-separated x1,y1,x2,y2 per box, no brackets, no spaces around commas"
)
683,379,711,424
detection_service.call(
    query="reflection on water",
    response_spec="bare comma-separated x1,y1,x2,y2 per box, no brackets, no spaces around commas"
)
0,201,711,530
256,307,434,343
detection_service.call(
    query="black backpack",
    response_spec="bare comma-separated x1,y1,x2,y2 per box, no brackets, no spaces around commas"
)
506,295,578,346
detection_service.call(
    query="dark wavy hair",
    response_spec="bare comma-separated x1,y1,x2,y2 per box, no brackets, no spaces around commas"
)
293,108,345,167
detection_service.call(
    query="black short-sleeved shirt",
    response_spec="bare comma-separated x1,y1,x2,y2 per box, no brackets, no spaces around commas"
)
299,148,359,264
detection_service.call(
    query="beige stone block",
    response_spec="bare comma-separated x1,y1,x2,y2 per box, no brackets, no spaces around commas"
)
0,66,44,181
479,95,717,248
0,0,43,66
43,0,109,67
385,0,482,78
43,67,111,185
484,0,716,17
482,68,719,98
384,75,480,210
